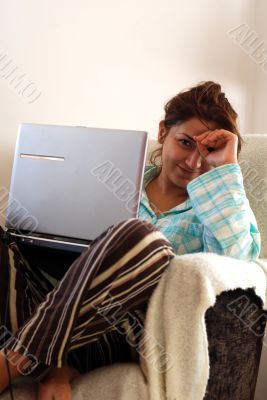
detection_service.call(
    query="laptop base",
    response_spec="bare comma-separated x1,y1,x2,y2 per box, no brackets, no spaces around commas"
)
8,231,91,254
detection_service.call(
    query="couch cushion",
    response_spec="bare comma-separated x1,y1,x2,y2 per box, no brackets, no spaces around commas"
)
239,135,267,259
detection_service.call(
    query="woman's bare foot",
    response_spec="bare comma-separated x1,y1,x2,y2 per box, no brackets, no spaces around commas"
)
38,377,72,400
37,365,80,400
0,348,30,393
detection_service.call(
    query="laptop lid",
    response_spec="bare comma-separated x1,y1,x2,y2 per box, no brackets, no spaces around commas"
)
6,123,148,244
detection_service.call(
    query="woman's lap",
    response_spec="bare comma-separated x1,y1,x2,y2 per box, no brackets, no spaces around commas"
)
0,219,175,379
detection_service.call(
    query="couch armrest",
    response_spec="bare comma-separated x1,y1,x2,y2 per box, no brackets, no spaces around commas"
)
204,288,266,400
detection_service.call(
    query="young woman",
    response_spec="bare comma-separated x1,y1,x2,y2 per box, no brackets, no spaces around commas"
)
0,81,260,400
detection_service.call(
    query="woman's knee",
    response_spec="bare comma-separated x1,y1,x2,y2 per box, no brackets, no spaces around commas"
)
122,218,156,232
116,218,157,238
117,218,174,252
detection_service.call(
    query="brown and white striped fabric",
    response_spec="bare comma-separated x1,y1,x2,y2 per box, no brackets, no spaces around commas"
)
0,218,175,380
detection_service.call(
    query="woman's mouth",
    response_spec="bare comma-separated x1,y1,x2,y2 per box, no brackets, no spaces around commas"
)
177,165,198,174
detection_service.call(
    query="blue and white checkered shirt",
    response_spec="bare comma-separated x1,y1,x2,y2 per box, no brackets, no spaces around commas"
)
138,164,261,262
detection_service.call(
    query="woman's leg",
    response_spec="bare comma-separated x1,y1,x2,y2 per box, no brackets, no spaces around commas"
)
4,218,175,380
0,227,56,337
0,226,57,392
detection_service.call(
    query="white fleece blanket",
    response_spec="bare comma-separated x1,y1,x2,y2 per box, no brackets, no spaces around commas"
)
1,253,267,400
139,253,267,400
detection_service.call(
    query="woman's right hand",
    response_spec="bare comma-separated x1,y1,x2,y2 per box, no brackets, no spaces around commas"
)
194,129,238,167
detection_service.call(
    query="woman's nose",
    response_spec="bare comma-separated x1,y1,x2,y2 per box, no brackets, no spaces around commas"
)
184,150,202,170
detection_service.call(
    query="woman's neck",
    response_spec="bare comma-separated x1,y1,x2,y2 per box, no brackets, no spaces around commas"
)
155,171,188,201
145,173,188,216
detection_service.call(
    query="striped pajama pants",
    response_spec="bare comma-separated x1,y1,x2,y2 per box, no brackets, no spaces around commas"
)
0,218,175,380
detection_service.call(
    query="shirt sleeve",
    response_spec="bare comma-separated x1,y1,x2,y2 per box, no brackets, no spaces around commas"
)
187,163,261,262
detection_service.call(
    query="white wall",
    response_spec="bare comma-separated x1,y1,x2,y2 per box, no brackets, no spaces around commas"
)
0,0,256,203
251,0,267,133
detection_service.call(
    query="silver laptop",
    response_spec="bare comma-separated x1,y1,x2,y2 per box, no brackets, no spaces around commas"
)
5,123,148,253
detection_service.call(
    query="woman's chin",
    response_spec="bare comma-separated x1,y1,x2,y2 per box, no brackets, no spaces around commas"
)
170,174,190,189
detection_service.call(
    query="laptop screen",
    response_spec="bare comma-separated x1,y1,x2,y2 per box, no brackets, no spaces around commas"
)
6,123,148,243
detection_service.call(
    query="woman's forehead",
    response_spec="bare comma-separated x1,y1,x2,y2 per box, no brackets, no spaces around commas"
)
171,118,219,136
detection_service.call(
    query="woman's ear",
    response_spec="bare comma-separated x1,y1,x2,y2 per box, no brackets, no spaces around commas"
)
158,120,167,144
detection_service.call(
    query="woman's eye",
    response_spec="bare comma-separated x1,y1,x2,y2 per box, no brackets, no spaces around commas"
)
179,139,193,148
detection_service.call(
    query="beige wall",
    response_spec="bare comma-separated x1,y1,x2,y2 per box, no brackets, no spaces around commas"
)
0,0,256,201
251,0,267,133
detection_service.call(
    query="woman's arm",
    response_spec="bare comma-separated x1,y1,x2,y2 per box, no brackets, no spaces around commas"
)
187,163,261,261
187,129,261,261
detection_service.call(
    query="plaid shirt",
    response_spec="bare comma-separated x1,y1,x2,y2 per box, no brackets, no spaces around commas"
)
138,164,261,262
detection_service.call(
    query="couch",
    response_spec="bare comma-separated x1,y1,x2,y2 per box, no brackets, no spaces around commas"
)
1,134,267,400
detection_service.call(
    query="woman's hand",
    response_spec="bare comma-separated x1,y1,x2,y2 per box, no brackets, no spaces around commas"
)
194,129,238,168
37,364,80,400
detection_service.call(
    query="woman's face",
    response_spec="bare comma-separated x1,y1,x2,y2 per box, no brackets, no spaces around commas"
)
158,117,218,189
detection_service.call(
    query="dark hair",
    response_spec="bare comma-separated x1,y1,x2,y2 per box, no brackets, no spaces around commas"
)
150,81,243,166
